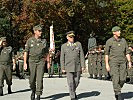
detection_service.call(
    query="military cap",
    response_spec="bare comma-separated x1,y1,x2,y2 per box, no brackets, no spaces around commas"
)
33,25,42,31
66,31,75,37
0,37,6,41
112,26,121,32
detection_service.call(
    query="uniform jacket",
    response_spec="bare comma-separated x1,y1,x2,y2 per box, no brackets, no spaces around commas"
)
60,41,85,72
105,37,130,63
25,37,48,62
0,46,14,65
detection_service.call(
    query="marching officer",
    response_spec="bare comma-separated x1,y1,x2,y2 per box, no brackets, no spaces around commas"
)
60,31,85,100
23,25,50,100
0,37,15,96
105,26,132,100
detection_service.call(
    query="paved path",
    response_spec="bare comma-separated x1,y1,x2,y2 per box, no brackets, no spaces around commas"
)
1,74,133,100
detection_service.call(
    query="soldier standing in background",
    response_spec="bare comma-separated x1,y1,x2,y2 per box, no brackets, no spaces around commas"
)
105,26,132,100
88,32,97,51
97,45,102,80
16,47,25,79
88,50,93,78
88,33,97,79
91,47,98,79
60,31,85,100
101,45,109,80
23,25,50,100
55,50,62,78
48,50,54,78
0,37,15,96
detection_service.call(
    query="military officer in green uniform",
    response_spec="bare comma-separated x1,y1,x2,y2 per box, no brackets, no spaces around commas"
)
23,25,50,100
0,37,15,96
60,31,85,100
105,26,132,100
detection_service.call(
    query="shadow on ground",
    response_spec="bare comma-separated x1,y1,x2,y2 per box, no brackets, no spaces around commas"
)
4,89,31,95
41,91,100,100
78,91,100,99
122,92,133,100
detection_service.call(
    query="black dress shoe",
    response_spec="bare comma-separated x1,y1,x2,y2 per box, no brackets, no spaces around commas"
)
115,94,122,100
36,95,40,100
31,91,35,100
8,85,12,94
0,87,3,96
115,95,118,100
75,93,77,98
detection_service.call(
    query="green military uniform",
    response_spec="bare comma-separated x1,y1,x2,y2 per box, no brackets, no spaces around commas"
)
88,51,93,78
25,36,48,95
0,46,13,87
0,37,14,95
91,49,98,79
16,49,24,78
88,34,97,50
105,36,130,95
97,50,102,79
48,52,54,78
60,39,85,99
101,50,108,80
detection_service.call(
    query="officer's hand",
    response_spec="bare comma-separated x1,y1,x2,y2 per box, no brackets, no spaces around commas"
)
47,62,50,69
62,69,66,73
128,61,132,69
106,64,110,72
24,63,27,70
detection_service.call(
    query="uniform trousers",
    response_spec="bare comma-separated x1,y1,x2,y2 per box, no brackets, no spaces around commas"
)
29,60,45,95
110,61,127,95
0,64,12,87
66,71,81,99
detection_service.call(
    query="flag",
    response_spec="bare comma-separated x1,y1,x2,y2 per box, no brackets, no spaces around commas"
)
50,23,55,53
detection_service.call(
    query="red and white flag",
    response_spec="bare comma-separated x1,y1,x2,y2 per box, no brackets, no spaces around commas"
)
50,23,55,53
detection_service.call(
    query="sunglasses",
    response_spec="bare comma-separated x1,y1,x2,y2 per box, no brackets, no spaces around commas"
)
69,36,74,38
38,30,42,32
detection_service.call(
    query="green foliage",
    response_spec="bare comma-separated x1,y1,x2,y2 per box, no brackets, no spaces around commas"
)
114,0,133,42
0,0,132,53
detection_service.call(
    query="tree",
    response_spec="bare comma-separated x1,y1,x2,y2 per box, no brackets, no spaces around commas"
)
0,0,132,53
114,0,133,43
